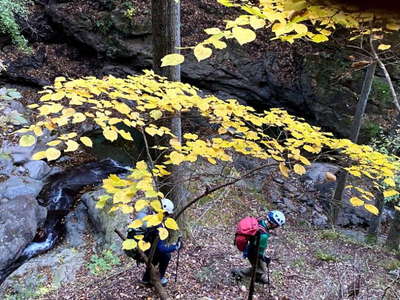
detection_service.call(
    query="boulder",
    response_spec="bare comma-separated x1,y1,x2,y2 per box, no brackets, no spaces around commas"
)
23,160,51,180
0,176,44,199
0,196,47,272
81,189,131,254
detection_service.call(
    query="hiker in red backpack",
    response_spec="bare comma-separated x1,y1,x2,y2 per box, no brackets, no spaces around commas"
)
232,210,285,284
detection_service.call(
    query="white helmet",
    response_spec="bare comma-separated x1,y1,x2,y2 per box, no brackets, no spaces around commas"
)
161,198,174,214
267,210,286,227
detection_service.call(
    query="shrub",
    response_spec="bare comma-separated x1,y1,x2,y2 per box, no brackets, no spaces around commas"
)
88,249,121,275
0,0,30,49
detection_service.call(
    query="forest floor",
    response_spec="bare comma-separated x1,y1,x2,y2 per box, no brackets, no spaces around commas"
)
37,164,400,300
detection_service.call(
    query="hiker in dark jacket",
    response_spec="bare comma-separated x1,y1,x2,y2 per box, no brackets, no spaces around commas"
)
234,210,285,284
135,198,182,286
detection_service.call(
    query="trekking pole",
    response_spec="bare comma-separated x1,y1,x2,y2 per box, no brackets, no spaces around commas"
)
267,263,271,298
248,233,261,300
175,236,182,283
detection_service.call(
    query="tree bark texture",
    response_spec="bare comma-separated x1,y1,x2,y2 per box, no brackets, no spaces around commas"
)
386,210,400,251
331,62,377,225
152,1,181,80
151,1,187,227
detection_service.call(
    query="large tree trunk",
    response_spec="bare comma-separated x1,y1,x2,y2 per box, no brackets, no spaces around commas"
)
331,62,377,224
151,1,188,229
386,210,400,251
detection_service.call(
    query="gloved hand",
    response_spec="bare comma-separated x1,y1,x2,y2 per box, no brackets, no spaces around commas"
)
175,238,183,251
262,255,271,265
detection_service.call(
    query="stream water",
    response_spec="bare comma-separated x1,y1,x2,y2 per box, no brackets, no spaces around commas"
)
0,158,128,285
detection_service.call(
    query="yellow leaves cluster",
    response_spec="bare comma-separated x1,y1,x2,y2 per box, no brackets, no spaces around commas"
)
18,71,400,217
157,0,400,66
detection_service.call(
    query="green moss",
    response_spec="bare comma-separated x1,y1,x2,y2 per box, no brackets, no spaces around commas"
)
315,249,338,262
371,78,392,107
319,230,342,240
380,258,400,271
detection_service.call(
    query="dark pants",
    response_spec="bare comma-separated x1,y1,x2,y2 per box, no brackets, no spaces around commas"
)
142,251,171,281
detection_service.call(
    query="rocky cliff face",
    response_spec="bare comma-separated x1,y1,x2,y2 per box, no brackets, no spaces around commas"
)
1,0,398,139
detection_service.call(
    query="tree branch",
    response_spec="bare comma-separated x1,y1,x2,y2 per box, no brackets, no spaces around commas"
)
174,162,277,220
370,37,400,113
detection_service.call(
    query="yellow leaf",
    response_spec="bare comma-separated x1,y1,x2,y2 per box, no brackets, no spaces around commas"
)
293,164,306,175
249,16,265,30
135,199,148,212
46,148,61,161
103,127,118,141
62,108,76,117
134,235,144,240
204,27,221,35
279,162,289,177
72,112,86,124
165,217,179,230
138,240,151,251
377,44,391,51
232,26,256,45
121,205,134,214
311,34,329,43
115,102,131,115
65,140,79,152
150,110,163,120
96,194,110,209
350,197,364,207
386,23,400,31
46,140,61,147
145,127,158,136
183,133,198,140
39,93,53,102
383,189,399,198
169,151,185,165
161,54,184,67
395,206,400,211
118,129,133,141
194,44,212,62
80,136,93,147
150,200,162,212
364,204,379,215
284,0,307,11
211,40,227,49
144,213,164,227
19,135,36,147
33,126,43,136
158,227,169,240
27,104,39,109
32,151,47,160
122,239,137,250
128,219,143,229
294,23,308,34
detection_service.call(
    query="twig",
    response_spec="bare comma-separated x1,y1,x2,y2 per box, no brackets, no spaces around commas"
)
370,36,400,113
175,161,277,220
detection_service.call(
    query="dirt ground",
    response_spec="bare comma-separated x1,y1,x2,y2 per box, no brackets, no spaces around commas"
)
37,175,399,300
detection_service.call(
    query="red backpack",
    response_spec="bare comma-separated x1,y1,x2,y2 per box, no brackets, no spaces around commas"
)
234,217,266,251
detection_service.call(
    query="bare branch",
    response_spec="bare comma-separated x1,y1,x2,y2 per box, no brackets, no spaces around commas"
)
174,161,277,220
370,37,400,113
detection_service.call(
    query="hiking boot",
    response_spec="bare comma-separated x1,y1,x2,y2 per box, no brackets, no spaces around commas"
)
160,277,168,286
255,274,269,285
140,279,151,286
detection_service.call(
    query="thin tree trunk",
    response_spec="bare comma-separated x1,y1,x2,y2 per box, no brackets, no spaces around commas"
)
366,188,385,244
386,210,400,251
331,62,377,224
